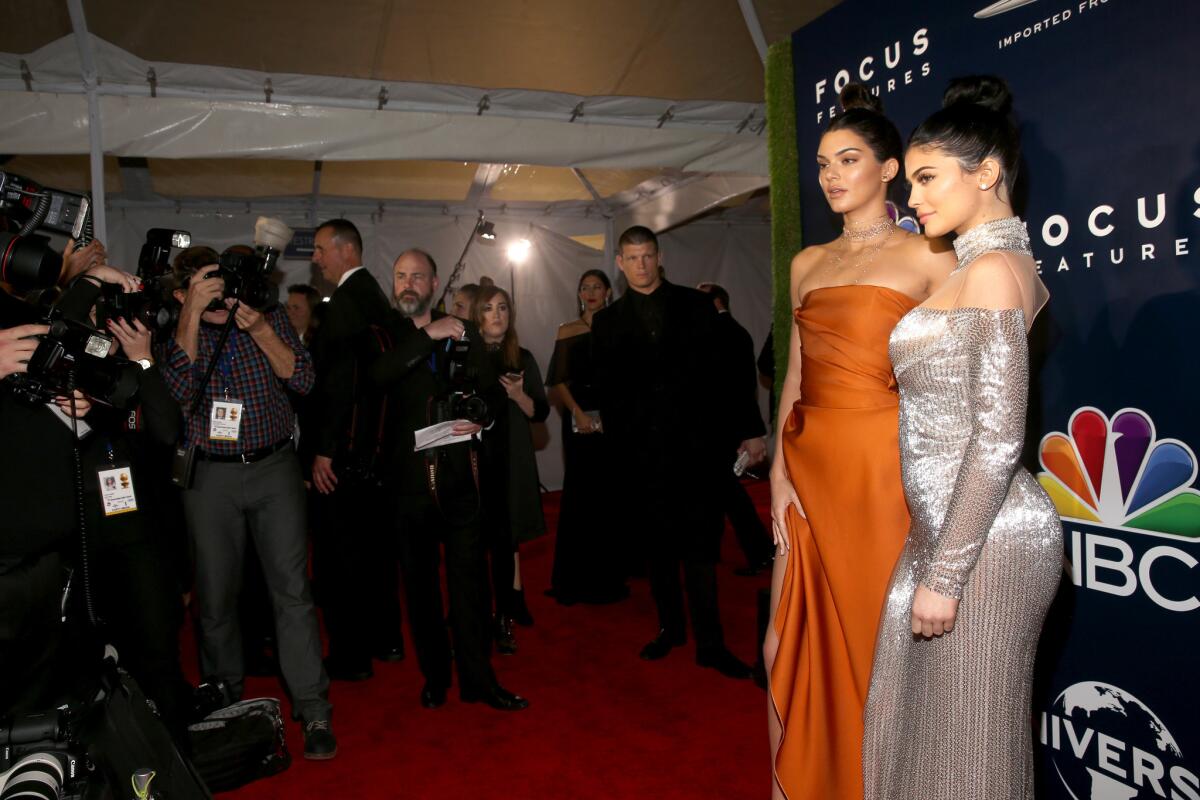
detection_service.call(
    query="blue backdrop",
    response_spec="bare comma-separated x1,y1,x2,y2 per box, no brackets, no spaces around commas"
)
790,2,1200,797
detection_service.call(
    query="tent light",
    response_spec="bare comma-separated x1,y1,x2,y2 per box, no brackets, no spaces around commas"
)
507,238,531,264
478,221,497,241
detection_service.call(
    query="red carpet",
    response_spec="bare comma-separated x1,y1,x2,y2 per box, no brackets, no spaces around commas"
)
205,481,774,799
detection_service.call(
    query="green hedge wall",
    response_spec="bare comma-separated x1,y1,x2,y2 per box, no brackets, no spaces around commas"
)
766,39,802,416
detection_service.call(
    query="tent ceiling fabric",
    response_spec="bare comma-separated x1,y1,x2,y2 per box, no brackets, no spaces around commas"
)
0,0,787,102
0,0,827,223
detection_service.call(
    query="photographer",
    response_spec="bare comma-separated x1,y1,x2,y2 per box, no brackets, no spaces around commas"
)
371,249,527,712
158,246,335,760
79,315,193,740
0,261,133,719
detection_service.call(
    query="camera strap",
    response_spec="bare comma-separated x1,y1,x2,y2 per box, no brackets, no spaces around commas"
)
172,302,239,489
424,395,481,519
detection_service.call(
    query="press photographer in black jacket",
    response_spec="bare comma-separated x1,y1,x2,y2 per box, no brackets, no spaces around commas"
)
83,315,193,739
371,249,527,711
0,260,142,718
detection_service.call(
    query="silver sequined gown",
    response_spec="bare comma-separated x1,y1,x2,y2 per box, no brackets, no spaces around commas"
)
862,218,1062,800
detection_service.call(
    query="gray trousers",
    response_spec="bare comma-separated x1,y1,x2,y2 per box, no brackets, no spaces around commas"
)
183,446,331,722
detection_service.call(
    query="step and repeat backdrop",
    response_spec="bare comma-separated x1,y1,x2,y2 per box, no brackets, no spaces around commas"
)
789,2,1199,798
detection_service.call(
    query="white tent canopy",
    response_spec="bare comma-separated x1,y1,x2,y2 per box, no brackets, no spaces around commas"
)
0,0,808,485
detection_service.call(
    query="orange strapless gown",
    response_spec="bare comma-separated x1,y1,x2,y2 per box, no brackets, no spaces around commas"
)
770,285,916,799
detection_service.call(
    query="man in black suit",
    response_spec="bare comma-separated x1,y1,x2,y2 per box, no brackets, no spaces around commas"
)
592,226,765,679
371,249,528,711
309,218,403,680
697,282,774,576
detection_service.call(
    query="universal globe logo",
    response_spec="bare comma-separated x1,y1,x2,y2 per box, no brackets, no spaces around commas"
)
1041,682,1198,800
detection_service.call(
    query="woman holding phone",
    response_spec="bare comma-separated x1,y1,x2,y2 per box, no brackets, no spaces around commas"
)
474,286,550,654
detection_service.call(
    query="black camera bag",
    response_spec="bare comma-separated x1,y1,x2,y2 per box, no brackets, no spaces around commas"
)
186,698,290,793
82,667,212,799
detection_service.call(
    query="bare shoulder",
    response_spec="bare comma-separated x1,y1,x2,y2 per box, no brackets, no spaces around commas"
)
897,231,956,275
556,319,589,340
790,243,829,281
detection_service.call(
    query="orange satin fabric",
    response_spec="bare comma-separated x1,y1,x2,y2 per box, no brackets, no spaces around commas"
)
770,285,916,799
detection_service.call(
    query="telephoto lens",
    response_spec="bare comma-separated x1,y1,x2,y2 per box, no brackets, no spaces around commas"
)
0,232,62,292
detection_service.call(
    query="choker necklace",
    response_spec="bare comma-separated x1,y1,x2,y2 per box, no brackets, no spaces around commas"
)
841,214,894,242
822,216,895,285
952,216,1031,271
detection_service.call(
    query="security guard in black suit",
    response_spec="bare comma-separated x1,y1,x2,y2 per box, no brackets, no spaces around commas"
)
309,219,402,680
592,227,767,679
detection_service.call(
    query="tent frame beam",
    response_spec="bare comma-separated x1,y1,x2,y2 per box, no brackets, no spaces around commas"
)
736,0,769,63
64,4,107,243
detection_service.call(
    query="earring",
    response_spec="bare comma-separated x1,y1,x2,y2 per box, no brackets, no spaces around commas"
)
980,182,989,190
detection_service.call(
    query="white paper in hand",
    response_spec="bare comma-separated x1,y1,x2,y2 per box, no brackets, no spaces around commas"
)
414,420,476,452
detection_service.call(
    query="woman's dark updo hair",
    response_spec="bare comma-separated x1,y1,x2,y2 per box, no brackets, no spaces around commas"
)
909,75,1020,200
824,83,904,169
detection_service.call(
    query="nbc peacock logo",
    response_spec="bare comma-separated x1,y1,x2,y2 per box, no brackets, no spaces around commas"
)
1038,407,1200,538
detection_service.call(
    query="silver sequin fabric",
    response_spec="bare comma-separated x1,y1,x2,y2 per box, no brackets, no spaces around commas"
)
862,302,1062,799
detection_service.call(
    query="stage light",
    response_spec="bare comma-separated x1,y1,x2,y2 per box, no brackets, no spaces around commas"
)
507,238,531,264
478,221,497,241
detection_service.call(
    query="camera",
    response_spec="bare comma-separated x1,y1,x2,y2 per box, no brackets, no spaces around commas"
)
0,232,63,292
432,333,489,426
95,228,191,333
208,218,294,311
4,279,141,408
0,171,92,244
213,248,276,310
0,707,90,800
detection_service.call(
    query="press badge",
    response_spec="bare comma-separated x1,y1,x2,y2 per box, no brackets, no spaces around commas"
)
210,398,244,441
98,466,138,516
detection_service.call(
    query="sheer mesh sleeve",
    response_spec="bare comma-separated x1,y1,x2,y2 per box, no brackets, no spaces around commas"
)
546,334,574,387
921,307,1029,599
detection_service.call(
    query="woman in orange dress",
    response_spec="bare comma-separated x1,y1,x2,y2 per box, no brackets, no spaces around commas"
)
765,85,956,800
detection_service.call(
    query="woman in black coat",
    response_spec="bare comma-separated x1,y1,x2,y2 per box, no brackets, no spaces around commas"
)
473,286,549,654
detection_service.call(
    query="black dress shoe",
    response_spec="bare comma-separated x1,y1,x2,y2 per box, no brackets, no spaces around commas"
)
461,684,530,711
696,647,753,679
323,657,373,682
495,615,517,655
374,644,406,663
639,629,687,661
420,683,448,709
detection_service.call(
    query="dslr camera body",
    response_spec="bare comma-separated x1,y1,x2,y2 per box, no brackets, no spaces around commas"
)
432,333,489,426
95,227,191,334
3,272,140,409
208,218,295,311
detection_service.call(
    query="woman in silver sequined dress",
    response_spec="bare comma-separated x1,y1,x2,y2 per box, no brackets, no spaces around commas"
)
862,77,1062,800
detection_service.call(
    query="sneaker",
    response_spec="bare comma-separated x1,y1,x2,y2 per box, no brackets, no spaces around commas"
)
303,719,338,760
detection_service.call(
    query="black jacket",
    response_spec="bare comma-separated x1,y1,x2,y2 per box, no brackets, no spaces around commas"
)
310,268,393,474
714,310,766,449
591,282,754,550
370,311,505,499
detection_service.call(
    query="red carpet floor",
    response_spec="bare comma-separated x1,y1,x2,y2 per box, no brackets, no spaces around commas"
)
205,481,774,799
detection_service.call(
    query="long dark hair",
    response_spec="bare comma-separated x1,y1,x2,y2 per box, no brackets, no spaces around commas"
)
473,285,521,370
908,75,1020,201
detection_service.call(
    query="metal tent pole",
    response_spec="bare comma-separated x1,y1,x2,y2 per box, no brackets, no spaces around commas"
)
66,0,107,244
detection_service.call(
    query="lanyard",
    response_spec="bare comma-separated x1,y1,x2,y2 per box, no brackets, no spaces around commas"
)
215,329,237,396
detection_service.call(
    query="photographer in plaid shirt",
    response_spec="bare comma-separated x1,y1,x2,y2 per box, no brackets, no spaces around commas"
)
159,246,336,760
